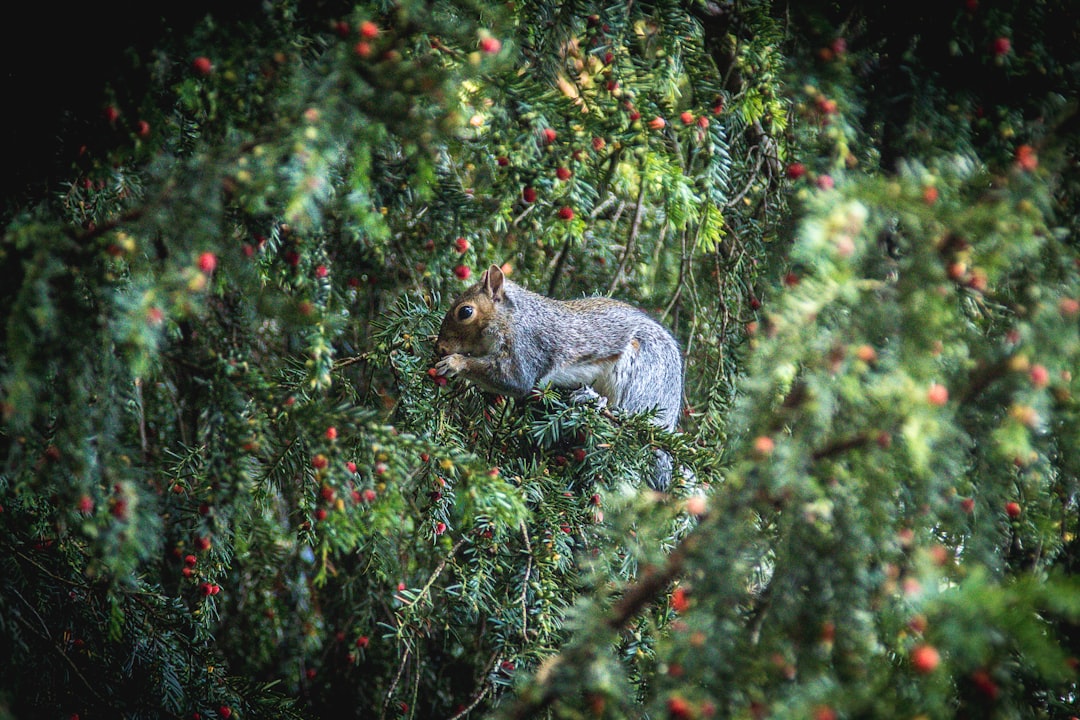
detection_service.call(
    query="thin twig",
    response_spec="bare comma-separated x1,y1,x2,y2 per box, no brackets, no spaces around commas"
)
662,228,691,320
10,588,112,708
607,182,647,295
381,647,413,720
403,537,468,610
723,143,767,210
446,681,492,720
519,521,533,642
134,377,148,457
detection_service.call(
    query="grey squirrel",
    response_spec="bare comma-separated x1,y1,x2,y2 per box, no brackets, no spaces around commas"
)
434,264,683,489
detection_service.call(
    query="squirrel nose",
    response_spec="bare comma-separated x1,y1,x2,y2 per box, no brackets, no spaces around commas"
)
435,342,449,358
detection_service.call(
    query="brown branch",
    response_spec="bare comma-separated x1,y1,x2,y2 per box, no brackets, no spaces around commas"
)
498,521,701,720
810,433,870,462
446,681,491,720
662,227,692,320
403,536,467,610
381,647,413,720
607,182,648,295
607,537,692,629
519,521,533,642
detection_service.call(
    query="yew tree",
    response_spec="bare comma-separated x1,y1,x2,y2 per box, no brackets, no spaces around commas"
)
1,1,1078,719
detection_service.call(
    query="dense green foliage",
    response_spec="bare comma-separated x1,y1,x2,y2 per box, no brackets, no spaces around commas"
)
1,1,1078,718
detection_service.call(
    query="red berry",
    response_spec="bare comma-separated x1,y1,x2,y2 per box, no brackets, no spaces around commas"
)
971,669,1000,699
312,454,329,470
556,167,572,181
572,448,586,462
454,237,470,253
218,707,232,720
325,426,338,440
136,120,151,137
355,41,373,58
752,435,775,457
992,37,1011,56
315,264,329,278
346,461,357,473
192,57,213,76
960,497,975,513
496,156,509,166
522,186,537,203
356,635,370,648
648,116,666,130
184,554,197,567
359,20,380,39
927,383,949,406
786,162,807,180
816,174,835,190
315,508,328,521
362,488,377,503
813,707,837,720
680,111,694,125
666,696,692,720
1005,501,1022,519
453,264,471,281
1015,144,1038,171
542,128,557,143
479,36,502,54
558,206,574,221
194,536,212,551
911,644,941,673
77,495,94,513
922,186,939,205
197,252,217,274
1030,364,1049,388
670,587,689,613
435,521,447,535
817,98,838,114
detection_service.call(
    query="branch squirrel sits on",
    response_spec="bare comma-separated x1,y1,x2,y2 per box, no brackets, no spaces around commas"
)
434,264,683,489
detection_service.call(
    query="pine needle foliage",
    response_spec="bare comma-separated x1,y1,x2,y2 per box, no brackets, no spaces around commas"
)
1,1,1079,719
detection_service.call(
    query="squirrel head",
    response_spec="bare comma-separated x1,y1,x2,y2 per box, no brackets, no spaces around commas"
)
435,264,508,357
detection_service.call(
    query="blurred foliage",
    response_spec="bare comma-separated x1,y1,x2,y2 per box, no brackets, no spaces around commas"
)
1,1,1078,719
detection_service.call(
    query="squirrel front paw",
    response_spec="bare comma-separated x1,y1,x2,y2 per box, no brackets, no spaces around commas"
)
569,386,608,410
435,354,467,377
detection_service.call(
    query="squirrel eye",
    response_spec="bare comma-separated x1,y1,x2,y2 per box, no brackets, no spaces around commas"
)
455,305,475,322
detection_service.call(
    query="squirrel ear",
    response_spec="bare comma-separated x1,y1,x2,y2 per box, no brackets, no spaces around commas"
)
484,264,506,301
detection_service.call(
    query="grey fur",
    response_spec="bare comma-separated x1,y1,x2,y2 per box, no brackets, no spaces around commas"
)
435,266,683,489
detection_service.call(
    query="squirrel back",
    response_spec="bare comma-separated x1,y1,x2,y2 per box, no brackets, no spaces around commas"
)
435,265,683,432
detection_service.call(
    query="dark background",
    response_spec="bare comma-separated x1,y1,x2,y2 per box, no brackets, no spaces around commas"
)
0,3,263,211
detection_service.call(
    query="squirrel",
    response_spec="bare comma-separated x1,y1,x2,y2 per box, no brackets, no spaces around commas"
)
434,264,683,489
